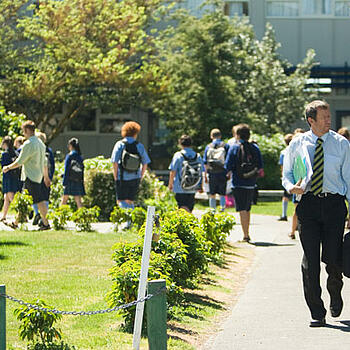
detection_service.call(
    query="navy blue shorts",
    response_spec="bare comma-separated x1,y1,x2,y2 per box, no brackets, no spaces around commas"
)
208,174,227,196
116,179,140,201
25,178,49,204
175,193,195,212
233,188,255,212
64,181,86,196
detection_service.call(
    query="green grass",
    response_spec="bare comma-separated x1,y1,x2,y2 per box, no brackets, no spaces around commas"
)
0,227,240,350
195,199,296,217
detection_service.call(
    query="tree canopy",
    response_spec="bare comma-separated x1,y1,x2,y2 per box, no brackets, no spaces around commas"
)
154,3,315,147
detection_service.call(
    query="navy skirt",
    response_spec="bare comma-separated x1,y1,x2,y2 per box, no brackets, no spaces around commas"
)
63,181,86,196
2,176,21,194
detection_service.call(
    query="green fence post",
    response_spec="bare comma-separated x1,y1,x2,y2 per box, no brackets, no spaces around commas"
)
0,285,6,350
147,279,167,350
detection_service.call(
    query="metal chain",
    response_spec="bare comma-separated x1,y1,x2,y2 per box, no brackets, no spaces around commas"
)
0,287,166,316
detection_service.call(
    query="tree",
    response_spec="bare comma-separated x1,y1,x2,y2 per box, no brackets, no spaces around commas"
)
154,1,315,147
0,0,167,142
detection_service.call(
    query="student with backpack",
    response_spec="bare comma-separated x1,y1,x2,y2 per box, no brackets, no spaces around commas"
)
110,121,150,211
61,138,85,209
203,128,229,211
225,124,263,242
32,132,55,225
168,135,204,213
0,136,21,221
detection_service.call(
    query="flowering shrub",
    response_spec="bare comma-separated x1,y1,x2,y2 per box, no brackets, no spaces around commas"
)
0,106,27,138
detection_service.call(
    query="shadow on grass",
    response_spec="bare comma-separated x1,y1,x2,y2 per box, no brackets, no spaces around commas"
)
0,241,29,247
0,254,6,260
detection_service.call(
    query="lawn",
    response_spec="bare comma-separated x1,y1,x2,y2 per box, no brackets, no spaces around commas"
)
0,226,251,350
195,199,296,218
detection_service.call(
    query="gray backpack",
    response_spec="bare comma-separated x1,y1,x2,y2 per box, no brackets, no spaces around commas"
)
180,151,202,191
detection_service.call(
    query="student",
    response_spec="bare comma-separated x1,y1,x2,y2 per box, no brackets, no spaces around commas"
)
2,121,51,230
32,132,55,225
225,124,263,242
203,128,229,211
0,136,21,221
278,133,293,222
168,135,204,213
111,121,150,210
61,138,85,209
14,136,25,152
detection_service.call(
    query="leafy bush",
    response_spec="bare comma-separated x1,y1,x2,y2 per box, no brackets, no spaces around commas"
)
131,207,147,229
0,106,27,138
200,211,236,257
109,206,132,231
14,299,75,350
84,168,115,221
11,190,33,224
71,206,100,232
47,205,72,230
251,133,285,190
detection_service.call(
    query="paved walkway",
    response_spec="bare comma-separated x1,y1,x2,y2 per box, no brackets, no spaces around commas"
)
202,214,350,350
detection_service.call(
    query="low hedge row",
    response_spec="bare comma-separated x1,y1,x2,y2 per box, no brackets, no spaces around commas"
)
107,208,236,332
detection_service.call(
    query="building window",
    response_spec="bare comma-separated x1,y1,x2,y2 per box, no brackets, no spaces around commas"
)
302,0,332,15
335,1,350,15
68,110,96,132
224,1,249,17
99,118,130,134
267,2,299,16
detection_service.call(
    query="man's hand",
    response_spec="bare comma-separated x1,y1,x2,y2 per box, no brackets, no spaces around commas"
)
3,166,9,173
289,179,304,195
204,173,208,184
168,183,173,191
44,176,51,188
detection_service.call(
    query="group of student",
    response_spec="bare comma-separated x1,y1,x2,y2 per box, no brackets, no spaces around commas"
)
0,120,86,229
1,119,264,241
111,121,263,241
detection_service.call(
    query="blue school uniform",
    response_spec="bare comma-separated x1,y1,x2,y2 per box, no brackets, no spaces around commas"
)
1,151,21,194
63,150,85,196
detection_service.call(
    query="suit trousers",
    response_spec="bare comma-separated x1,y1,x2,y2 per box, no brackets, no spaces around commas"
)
296,193,347,320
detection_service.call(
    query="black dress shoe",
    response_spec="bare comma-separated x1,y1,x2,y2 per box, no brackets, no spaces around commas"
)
33,213,41,226
309,317,326,327
330,299,343,318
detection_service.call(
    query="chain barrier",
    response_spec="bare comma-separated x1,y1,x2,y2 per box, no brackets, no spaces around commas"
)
0,287,166,316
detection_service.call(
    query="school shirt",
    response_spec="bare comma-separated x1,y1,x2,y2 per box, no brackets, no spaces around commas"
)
282,130,350,201
110,137,150,181
203,139,229,176
225,140,263,189
14,136,46,183
169,148,204,194
279,148,287,166
63,150,84,186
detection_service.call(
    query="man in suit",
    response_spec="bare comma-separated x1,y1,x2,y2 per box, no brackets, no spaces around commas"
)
282,100,350,327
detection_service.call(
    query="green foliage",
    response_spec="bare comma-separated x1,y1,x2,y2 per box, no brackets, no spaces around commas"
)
1,0,167,142
251,133,285,189
131,207,147,229
84,168,115,221
200,211,235,257
71,206,100,232
107,209,235,332
47,205,72,231
0,106,27,138
155,2,315,148
14,299,75,349
11,190,33,224
109,206,132,231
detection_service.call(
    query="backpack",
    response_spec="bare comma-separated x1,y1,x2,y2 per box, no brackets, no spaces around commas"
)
236,142,259,180
45,148,53,179
69,156,84,182
180,151,202,191
120,140,142,175
206,142,227,173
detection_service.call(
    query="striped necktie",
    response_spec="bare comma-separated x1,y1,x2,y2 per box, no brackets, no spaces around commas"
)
311,138,324,195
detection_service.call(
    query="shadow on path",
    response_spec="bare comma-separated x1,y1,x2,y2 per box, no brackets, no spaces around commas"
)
250,241,296,247
325,320,350,332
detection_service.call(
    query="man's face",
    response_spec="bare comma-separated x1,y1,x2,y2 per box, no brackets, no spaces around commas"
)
309,107,331,136
22,127,30,139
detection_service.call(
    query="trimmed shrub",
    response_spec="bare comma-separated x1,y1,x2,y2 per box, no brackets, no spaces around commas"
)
71,206,100,232
47,205,72,230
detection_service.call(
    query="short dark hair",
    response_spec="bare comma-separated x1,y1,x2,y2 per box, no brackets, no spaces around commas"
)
235,123,250,141
179,135,192,147
22,120,36,133
305,100,329,126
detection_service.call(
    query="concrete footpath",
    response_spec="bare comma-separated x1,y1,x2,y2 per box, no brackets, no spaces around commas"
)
202,214,350,350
